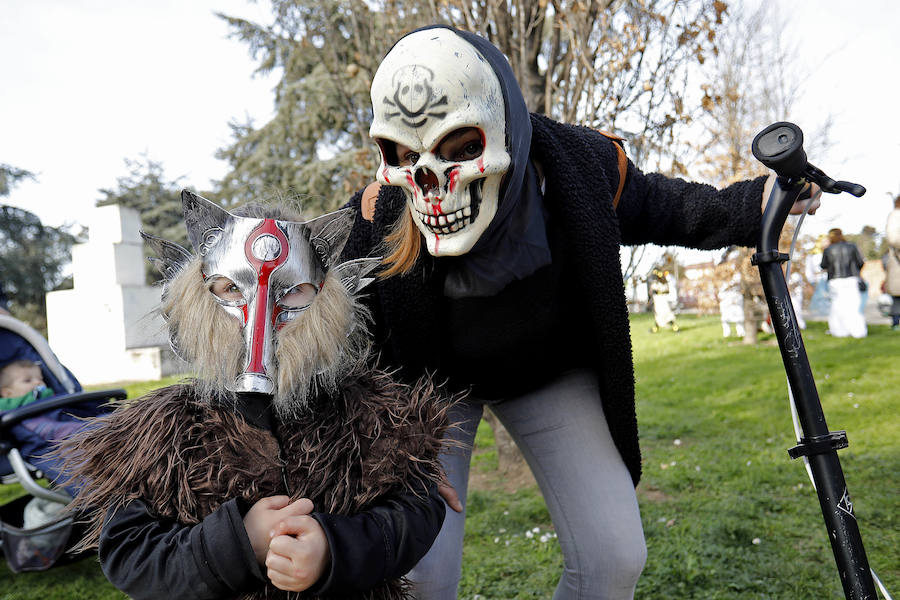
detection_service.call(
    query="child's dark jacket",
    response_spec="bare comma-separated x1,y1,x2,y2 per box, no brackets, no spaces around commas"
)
60,369,450,600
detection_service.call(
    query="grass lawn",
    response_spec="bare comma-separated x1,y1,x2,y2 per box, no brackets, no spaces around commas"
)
2,316,897,599
459,315,898,599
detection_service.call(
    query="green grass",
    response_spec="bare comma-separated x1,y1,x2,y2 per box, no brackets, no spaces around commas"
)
3,318,897,599
459,315,899,599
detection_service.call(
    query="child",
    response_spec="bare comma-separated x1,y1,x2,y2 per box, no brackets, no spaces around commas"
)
649,269,679,333
59,192,451,599
0,359,72,568
1,358,88,497
0,359,52,410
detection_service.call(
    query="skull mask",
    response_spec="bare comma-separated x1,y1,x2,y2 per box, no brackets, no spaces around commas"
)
370,27,510,256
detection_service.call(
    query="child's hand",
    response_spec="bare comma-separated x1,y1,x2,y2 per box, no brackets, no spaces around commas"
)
243,496,314,565
265,511,330,592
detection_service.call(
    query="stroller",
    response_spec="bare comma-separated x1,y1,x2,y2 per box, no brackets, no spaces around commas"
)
0,313,125,572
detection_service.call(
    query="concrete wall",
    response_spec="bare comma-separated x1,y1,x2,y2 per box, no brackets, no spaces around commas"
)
46,204,185,386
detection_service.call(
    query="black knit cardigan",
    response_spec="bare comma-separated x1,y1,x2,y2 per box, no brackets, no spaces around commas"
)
342,112,766,485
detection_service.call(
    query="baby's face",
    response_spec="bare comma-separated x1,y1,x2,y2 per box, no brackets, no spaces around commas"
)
1,366,45,398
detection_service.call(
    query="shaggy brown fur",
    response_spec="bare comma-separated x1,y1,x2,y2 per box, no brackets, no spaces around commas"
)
59,368,453,600
271,270,371,419
161,259,244,397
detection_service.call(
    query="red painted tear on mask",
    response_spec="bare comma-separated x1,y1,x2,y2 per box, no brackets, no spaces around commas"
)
244,219,289,376
448,167,460,193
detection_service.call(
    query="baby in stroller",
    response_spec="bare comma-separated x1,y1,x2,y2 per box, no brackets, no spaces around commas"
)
0,357,96,497
0,359,53,409
0,312,125,572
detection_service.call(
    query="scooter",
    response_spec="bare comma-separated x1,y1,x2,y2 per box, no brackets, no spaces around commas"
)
751,121,879,600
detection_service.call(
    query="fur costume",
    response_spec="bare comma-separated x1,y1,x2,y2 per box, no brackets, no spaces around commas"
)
60,373,449,600
58,193,453,599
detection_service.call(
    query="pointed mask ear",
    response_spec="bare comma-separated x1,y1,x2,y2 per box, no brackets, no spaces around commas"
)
141,231,193,281
302,208,356,270
182,190,234,256
334,257,381,294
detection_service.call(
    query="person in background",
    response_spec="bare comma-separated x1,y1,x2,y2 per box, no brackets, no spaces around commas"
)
648,269,679,333
820,228,866,338
718,272,746,337
882,195,900,330
805,235,830,319
0,358,87,497
788,271,807,329
341,24,821,600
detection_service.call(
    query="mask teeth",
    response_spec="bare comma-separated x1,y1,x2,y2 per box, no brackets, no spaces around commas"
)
417,205,473,234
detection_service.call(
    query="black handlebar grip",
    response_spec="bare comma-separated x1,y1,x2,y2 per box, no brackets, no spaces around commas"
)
752,122,807,178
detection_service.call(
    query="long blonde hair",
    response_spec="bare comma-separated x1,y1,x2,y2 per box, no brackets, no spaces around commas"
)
380,209,423,277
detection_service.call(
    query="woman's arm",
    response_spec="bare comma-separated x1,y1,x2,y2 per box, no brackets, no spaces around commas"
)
616,163,767,250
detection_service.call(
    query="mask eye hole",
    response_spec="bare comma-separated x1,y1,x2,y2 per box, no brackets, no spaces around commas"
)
278,283,317,310
209,276,244,303
437,127,483,162
379,138,420,167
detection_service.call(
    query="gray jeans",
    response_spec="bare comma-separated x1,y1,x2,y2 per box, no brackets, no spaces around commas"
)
408,369,647,599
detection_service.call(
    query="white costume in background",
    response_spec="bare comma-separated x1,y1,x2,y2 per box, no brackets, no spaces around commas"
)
788,271,806,329
826,278,866,338
718,277,745,337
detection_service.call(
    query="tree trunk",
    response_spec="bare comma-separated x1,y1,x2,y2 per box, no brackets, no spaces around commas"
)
742,313,759,345
482,407,526,473
742,294,767,345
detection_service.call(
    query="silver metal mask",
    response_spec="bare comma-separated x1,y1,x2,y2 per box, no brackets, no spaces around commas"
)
143,191,378,396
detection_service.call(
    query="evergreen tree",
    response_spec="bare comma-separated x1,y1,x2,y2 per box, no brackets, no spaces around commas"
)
215,0,726,214
0,205,78,333
96,155,190,249
215,0,400,214
0,163,36,197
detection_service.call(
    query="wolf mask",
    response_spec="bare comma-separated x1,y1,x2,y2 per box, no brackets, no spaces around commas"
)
142,191,379,417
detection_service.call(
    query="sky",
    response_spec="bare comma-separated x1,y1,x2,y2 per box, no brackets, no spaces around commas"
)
1,0,277,229
2,0,899,243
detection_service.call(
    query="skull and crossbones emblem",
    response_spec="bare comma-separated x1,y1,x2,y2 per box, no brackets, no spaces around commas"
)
381,65,448,128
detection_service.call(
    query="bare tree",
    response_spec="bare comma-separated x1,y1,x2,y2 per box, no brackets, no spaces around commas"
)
691,0,829,343
216,0,728,212
216,0,731,473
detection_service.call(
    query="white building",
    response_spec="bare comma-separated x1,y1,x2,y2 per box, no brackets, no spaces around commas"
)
46,204,184,385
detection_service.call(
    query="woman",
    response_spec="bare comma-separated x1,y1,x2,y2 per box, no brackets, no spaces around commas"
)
882,196,900,330
820,227,867,338
342,25,820,600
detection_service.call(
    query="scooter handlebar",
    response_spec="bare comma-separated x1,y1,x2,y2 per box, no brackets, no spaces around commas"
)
752,121,866,196
752,122,807,178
